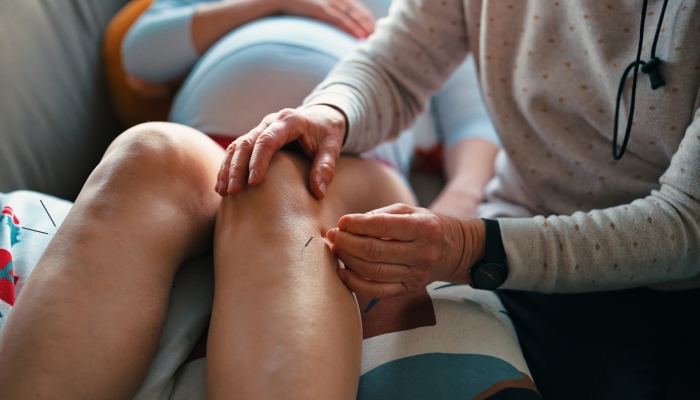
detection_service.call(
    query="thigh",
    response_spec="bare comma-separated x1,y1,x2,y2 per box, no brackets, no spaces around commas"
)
330,154,418,216
497,288,675,400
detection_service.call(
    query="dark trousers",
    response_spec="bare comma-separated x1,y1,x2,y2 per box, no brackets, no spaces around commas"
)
497,287,700,400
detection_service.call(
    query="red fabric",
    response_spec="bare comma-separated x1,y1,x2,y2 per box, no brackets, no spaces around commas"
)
411,145,444,174
0,249,15,306
209,135,233,149
2,206,19,225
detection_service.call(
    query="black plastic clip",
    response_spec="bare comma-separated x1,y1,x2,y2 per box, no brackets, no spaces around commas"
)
641,57,666,90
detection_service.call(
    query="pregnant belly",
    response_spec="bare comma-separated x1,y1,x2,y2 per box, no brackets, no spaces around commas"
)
169,17,360,141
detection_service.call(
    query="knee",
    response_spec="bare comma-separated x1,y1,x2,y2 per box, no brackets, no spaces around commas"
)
80,123,223,220
75,123,222,234
104,122,192,177
260,151,312,199
218,151,319,226
98,122,220,189
240,150,313,207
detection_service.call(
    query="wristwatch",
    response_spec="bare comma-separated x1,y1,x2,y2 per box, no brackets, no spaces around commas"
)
469,219,509,290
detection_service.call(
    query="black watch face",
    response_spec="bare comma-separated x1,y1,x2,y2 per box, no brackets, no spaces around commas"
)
472,263,507,290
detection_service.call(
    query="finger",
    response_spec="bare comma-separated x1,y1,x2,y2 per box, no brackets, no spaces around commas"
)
337,268,410,298
227,136,256,195
248,109,306,186
334,246,414,283
331,229,414,264
337,211,421,241
319,7,366,39
308,136,340,199
223,118,272,192
216,142,236,196
341,0,375,36
366,203,418,216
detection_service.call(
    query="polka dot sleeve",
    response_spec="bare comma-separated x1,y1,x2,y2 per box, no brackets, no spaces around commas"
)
123,0,206,83
302,0,470,154
500,104,700,292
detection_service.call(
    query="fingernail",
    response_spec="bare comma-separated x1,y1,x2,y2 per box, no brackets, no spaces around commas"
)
327,229,336,243
248,169,257,184
337,270,347,282
227,178,236,193
215,181,220,193
338,218,347,231
319,181,327,196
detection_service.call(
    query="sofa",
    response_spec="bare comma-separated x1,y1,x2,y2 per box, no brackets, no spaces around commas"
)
0,0,130,199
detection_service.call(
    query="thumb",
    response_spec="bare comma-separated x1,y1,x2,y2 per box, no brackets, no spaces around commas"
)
309,140,340,200
366,203,419,216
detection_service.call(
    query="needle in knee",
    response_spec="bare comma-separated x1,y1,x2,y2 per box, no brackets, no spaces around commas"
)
40,200,57,228
304,235,314,249
40,199,60,235
21,227,51,235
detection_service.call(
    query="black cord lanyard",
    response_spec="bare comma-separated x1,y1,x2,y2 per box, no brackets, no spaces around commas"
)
612,0,669,160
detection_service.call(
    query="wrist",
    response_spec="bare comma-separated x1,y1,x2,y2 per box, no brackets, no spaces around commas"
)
307,104,348,146
441,216,486,285
444,178,485,203
441,183,484,208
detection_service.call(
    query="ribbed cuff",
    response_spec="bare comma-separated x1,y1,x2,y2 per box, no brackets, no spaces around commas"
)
496,217,550,291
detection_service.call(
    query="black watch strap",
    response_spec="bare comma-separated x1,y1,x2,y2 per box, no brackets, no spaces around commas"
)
469,219,509,290
482,219,507,261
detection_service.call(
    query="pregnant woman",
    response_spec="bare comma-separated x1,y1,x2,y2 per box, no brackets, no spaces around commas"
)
122,0,499,200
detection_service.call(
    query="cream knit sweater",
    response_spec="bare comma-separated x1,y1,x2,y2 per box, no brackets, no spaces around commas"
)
304,0,700,292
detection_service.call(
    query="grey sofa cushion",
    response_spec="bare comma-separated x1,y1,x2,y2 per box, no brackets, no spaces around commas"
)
0,0,129,200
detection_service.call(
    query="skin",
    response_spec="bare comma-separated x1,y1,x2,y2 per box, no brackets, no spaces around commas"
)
218,105,487,298
209,143,416,399
328,204,485,298
429,138,499,220
0,122,416,399
217,105,349,200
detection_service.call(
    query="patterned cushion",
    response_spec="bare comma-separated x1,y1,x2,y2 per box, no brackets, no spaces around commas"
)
355,284,538,399
0,191,71,320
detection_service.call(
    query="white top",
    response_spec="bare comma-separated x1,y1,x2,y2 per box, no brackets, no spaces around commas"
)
303,0,700,292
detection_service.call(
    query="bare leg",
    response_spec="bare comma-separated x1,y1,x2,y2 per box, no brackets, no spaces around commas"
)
0,123,223,399
208,151,416,399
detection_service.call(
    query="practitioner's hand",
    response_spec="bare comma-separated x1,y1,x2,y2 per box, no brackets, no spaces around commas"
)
216,105,347,199
278,0,376,39
327,204,487,298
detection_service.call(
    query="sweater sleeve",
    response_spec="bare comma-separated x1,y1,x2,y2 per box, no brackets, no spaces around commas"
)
122,0,211,83
302,0,470,154
500,103,700,293
431,54,499,149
